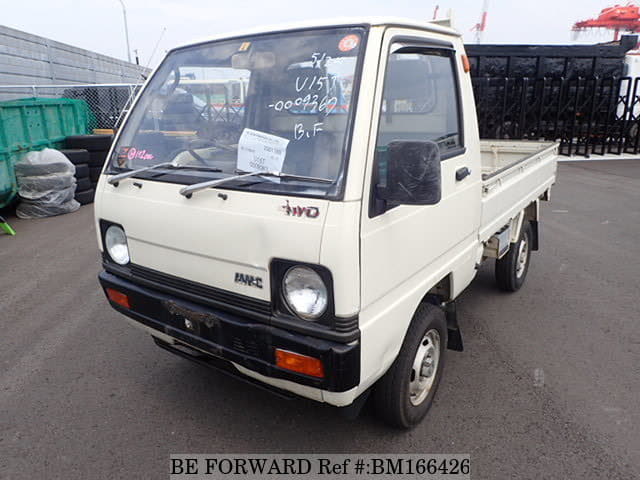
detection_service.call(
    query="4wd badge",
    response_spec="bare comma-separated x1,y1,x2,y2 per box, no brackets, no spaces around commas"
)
282,200,320,218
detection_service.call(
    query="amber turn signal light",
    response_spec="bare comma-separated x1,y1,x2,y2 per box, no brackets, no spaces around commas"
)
106,288,131,309
275,349,325,378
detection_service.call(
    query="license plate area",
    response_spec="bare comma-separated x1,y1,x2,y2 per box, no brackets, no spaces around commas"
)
162,299,221,339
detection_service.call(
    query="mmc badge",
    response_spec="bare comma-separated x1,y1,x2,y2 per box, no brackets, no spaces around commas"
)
235,272,263,289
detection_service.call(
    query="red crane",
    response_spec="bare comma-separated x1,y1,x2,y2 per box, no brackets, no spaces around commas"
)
573,3,640,41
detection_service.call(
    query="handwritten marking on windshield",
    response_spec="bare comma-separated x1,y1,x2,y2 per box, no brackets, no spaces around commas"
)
295,75,338,92
267,94,338,116
311,52,331,68
265,52,340,118
294,122,324,140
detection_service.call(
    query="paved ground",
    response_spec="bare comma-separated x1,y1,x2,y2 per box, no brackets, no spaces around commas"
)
1,160,639,479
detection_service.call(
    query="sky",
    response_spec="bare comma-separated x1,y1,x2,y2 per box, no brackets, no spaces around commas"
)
2,0,629,67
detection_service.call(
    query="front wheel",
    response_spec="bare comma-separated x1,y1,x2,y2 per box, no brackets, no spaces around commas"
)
373,304,447,429
495,221,533,292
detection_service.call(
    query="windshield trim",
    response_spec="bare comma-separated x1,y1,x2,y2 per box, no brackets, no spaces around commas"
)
106,25,370,201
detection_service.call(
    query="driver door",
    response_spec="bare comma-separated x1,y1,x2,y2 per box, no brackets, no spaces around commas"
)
360,32,481,311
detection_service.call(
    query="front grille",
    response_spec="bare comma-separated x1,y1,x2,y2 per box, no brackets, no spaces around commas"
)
127,264,272,317
334,316,359,333
104,260,359,344
231,337,260,357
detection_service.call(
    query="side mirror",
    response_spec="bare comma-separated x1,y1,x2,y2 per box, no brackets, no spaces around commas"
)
376,140,442,206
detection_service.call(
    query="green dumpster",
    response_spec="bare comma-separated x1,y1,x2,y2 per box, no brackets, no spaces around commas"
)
0,97,94,208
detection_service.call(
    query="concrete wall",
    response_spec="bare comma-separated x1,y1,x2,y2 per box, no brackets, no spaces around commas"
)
0,24,149,85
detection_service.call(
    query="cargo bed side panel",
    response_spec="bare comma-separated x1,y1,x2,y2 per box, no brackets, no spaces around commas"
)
480,144,558,241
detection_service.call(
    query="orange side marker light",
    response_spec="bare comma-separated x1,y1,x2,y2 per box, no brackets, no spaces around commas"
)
106,288,131,309
461,54,471,73
275,349,325,378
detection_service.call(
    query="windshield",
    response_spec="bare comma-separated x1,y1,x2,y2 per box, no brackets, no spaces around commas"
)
109,27,366,198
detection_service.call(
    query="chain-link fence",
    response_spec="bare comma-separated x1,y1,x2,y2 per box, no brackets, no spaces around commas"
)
0,84,143,131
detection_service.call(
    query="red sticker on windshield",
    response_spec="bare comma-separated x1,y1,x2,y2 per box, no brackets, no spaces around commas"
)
338,34,359,52
117,146,154,166
116,147,131,167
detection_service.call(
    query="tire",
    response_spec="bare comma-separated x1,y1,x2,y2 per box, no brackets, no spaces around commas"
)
88,150,109,167
14,161,71,177
74,163,89,179
89,166,102,182
20,186,75,204
17,174,75,191
59,149,90,165
374,303,447,429
74,188,95,205
65,134,113,152
495,221,533,292
76,177,91,192
16,199,80,219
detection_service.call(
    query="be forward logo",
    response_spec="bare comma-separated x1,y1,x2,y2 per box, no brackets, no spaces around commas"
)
282,200,320,218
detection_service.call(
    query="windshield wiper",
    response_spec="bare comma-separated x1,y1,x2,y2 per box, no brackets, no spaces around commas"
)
166,165,223,173
244,171,334,184
109,163,224,186
108,162,174,186
179,170,332,198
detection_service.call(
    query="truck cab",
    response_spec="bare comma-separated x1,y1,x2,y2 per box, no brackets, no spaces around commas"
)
95,18,557,428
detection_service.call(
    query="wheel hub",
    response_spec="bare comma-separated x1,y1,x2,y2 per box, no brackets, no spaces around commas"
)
409,329,441,406
515,235,529,278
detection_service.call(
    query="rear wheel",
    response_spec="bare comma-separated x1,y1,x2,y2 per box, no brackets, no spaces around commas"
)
374,303,447,429
495,221,533,292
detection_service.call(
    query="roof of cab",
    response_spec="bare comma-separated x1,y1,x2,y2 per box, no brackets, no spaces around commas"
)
173,17,460,51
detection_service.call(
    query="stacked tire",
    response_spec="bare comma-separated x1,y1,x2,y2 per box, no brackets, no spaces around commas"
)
14,149,80,219
65,134,114,198
58,149,94,205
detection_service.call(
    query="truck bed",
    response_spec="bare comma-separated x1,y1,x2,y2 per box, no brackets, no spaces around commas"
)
479,140,558,241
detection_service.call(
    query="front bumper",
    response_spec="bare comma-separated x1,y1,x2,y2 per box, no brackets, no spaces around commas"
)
99,270,360,393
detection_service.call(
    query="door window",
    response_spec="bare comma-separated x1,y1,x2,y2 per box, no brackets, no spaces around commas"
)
376,48,462,156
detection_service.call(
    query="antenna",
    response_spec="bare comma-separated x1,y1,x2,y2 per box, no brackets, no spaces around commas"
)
146,27,167,69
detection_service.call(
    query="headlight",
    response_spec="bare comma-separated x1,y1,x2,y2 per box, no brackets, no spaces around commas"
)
105,225,130,265
282,266,328,320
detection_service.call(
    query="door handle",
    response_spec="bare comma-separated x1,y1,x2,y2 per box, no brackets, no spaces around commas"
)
456,167,471,181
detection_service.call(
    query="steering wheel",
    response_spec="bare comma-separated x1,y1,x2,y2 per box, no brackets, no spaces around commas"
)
210,123,242,146
193,122,242,151
165,138,230,167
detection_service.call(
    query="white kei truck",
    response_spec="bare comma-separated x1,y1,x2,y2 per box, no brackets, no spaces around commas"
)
95,17,558,428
